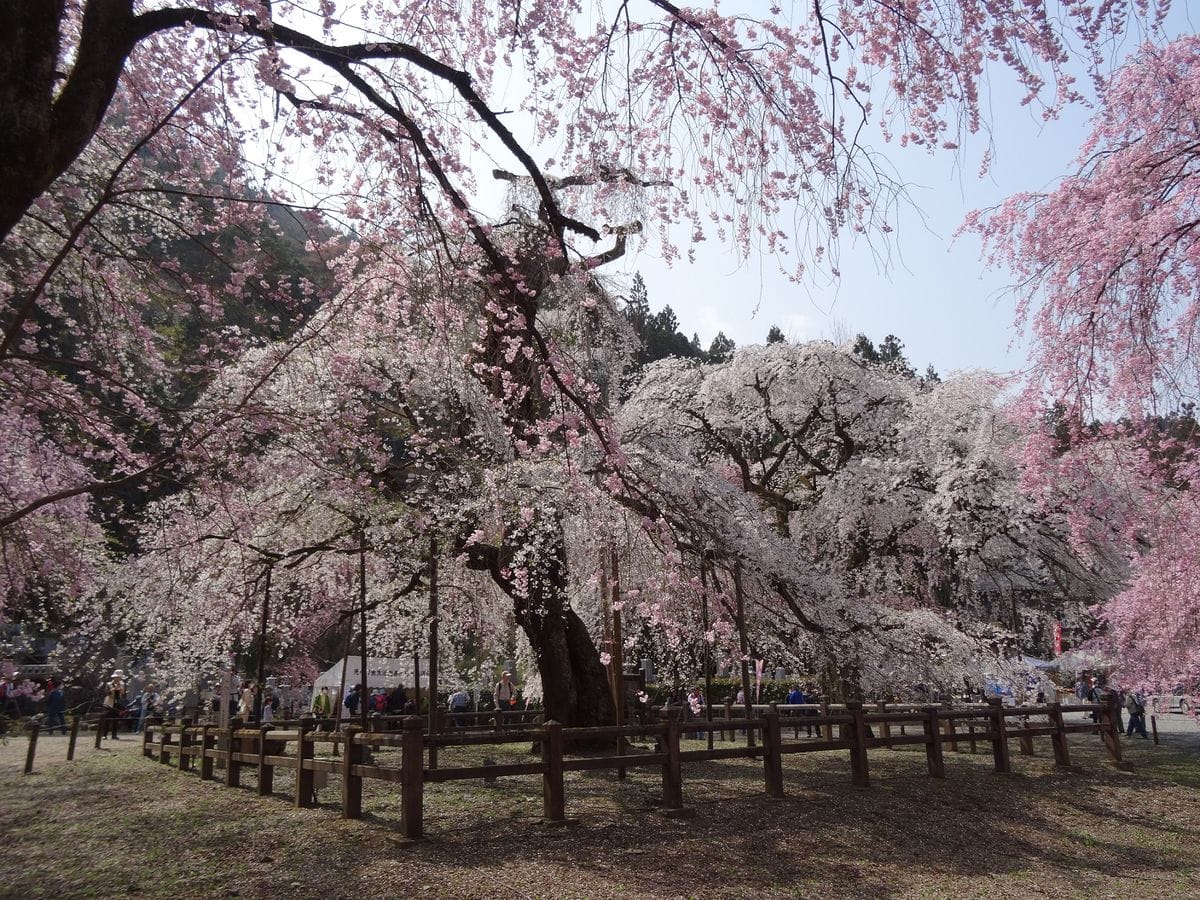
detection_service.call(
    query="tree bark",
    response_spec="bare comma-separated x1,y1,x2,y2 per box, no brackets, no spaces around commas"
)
462,520,614,728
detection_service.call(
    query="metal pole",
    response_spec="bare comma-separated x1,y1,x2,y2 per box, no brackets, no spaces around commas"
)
611,549,626,779
413,626,422,716
254,564,272,723
701,555,713,751
734,560,754,748
359,528,368,731
428,536,439,768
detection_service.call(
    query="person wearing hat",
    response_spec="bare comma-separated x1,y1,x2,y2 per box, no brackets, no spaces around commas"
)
494,671,517,723
103,670,126,740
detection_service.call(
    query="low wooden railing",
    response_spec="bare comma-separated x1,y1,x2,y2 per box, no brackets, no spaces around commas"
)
141,695,1128,840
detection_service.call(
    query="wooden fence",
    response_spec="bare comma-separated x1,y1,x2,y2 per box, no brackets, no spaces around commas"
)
137,695,1129,840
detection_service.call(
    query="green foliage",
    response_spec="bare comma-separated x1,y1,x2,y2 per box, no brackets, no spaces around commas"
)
766,324,786,344
706,331,736,362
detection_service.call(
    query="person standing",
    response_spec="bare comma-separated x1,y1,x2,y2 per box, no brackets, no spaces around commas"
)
103,670,125,740
449,687,471,727
311,686,331,718
44,680,67,735
136,685,159,734
344,683,362,717
1125,691,1149,738
494,671,517,722
238,681,255,719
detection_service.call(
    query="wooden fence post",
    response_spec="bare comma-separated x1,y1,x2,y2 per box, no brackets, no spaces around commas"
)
158,725,172,766
341,725,363,819
986,698,1011,774
296,721,315,808
723,701,732,742
660,707,685,812
1098,692,1124,766
200,725,215,781
877,701,892,748
967,723,977,754
67,715,80,761
94,716,103,750
763,709,784,799
1048,702,1071,769
178,719,193,773
24,722,39,775
401,716,424,840
257,724,274,797
821,701,833,742
846,701,870,788
1151,715,1159,745
141,721,153,758
923,706,945,778
542,720,566,823
225,718,243,788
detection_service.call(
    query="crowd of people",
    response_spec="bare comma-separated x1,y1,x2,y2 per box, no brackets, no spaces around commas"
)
1073,675,1150,738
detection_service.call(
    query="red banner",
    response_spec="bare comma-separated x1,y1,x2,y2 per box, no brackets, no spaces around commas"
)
1053,621,1062,657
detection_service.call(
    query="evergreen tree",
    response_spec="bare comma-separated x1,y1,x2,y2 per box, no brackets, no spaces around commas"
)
706,331,736,362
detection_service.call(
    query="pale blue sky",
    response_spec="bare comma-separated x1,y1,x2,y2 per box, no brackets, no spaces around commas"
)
615,4,1197,378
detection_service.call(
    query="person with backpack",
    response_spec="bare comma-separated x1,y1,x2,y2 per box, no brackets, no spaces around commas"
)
344,684,362,716
1125,691,1149,738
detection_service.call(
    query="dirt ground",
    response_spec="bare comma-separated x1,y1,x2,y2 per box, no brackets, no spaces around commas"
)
1,714,1198,899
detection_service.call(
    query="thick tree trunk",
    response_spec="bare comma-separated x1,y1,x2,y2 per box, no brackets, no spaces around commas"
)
513,591,615,728
463,517,614,728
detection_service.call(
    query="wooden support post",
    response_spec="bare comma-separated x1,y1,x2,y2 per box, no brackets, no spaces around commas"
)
877,701,892,748
660,707,684,811
763,709,784,799
200,726,215,781
94,718,103,750
295,721,315,808
257,724,274,796
987,698,1011,774
67,716,80,761
178,719,193,773
542,720,566,823
1151,714,1159,745
1049,702,1071,769
943,701,959,752
225,718,243,788
1098,692,1124,766
923,706,945,778
24,722,39,775
1018,716,1034,756
968,723,977,754
723,701,732,742
142,721,153,758
428,707,439,770
401,716,424,840
846,701,870,788
159,726,172,766
821,701,833,742
341,725,363,819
